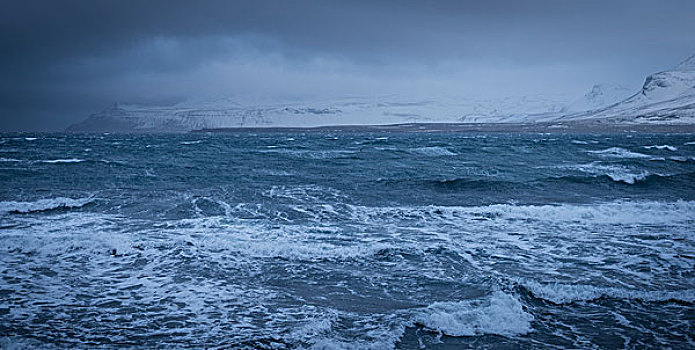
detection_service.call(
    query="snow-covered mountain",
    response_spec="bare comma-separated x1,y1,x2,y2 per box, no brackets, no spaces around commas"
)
558,54,695,124
561,84,633,113
66,94,570,132
67,54,695,132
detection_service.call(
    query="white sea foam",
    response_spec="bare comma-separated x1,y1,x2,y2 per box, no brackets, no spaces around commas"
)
348,200,695,226
588,147,650,159
605,171,650,184
561,163,651,184
0,197,95,214
520,280,695,305
409,146,457,156
413,291,533,337
683,141,695,145
180,140,202,145
40,158,84,164
643,145,677,151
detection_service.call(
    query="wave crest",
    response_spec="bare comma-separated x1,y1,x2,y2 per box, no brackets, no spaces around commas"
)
588,147,650,159
413,291,533,337
519,281,695,305
0,197,95,214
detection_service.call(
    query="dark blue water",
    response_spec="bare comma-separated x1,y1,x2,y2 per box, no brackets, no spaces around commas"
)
1,132,694,349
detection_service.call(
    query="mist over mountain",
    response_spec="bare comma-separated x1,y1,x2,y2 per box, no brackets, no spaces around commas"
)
2,1,695,131
66,53,695,132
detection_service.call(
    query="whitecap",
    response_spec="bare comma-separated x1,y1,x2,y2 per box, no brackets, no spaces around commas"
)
606,171,650,185
0,197,95,214
559,163,650,184
409,146,457,156
41,158,84,164
348,200,695,227
520,280,695,305
24,137,37,141
643,145,677,151
413,291,533,337
180,140,202,145
587,147,650,159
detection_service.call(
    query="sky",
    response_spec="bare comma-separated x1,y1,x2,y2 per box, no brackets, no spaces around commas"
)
1,0,694,131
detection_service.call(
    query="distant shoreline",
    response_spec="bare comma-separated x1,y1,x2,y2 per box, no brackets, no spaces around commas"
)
192,122,695,133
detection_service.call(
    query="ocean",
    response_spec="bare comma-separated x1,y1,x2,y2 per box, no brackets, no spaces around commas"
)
1,132,694,349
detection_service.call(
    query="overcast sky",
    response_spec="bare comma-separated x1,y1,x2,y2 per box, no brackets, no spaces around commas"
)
1,0,694,131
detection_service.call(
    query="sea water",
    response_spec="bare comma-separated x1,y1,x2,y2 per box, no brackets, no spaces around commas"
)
0,132,694,349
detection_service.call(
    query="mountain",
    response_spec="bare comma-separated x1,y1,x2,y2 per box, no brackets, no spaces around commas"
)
561,84,633,113
558,54,695,124
66,54,695,132
66,95,570,132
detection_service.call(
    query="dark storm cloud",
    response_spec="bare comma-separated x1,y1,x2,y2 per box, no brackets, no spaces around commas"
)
1,0,694,131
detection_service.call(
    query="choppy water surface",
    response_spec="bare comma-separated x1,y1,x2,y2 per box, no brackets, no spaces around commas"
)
1,132,694,349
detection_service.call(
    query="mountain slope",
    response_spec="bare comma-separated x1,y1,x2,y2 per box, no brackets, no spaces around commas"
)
66,95,570,132
560,54,695,124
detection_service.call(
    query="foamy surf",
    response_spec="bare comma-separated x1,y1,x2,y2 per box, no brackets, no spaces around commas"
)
588,147,651,158
1,132,693,349
413,291,534,337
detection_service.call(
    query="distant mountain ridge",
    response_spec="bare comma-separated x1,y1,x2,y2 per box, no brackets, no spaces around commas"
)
557,53,695,124
67,54,695,132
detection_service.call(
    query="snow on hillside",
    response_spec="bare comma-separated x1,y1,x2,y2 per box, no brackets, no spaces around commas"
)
561,84,633,113
67,54,695,132
559,54,695,124
66,94,570,132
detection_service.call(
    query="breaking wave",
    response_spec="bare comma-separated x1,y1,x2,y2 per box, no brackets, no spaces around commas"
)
0,197,95,214
518,280,695,305
644,145,678,151
413,291,533,337
40,158,84,164
588,147,651,159
409,146,457,156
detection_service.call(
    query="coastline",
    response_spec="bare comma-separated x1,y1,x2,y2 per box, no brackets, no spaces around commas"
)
192,122,695,133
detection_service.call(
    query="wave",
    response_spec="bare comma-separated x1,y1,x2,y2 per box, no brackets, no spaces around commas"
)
40,158,84,164
605,171,650,184
259,149,358,159
399,171,683,190
587,147,651,159
413,291,533,337
180,140,203,145
643,145,677,151
556,163,685,185
348,200,695,227
426,178,513,190
668,156,693,163
0,197,95,214
409,146,457,156
518,280,695,305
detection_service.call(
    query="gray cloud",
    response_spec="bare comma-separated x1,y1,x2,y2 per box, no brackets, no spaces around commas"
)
1,0,694,131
